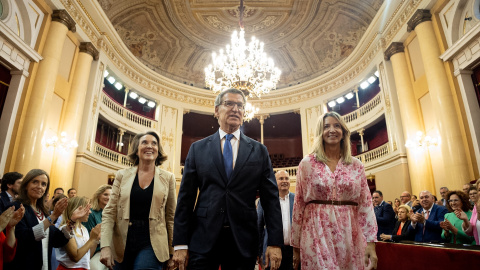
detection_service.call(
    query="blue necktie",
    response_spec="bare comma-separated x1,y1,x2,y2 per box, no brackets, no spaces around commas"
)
223,134,234,179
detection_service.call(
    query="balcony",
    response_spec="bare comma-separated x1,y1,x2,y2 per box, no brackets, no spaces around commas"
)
100,91,157,131
342,92,383,131
94,143,133,167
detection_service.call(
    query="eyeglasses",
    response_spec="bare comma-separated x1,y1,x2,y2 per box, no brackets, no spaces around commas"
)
400,196,410,198
448,199,460,203
222,101,245,111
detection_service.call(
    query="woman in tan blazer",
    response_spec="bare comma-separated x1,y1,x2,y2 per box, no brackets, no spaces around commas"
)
100,131,176,270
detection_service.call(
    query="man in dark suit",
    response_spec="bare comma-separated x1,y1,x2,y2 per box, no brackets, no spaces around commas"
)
0,172,23,212
372,190,396,240
408,190,448,243
439,187,449,207
258,170,296,270
173,88,283,270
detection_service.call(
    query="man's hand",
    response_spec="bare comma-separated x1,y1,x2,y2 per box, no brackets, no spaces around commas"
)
364,242,377,269
293,247,300,270
172,249,189,270
100,247,115,270
265,246,282,270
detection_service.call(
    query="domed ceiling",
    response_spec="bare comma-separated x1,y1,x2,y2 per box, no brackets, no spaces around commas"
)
98,0,384,90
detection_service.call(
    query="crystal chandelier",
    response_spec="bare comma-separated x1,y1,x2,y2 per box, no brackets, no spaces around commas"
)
45,132,78,149
243,102,259,122
204,0,281,98
405,131,440,149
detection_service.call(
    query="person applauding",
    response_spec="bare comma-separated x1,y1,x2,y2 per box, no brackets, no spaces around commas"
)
440,191,475,244
0,205,25,270
380,205,415,242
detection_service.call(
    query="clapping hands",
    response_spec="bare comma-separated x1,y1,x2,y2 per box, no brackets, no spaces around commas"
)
0,205,25,231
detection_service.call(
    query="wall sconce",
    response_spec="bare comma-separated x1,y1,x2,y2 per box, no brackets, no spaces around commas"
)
405,131,440,149
45,132,78,149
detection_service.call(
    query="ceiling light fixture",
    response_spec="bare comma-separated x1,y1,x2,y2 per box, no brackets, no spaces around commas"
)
328,101,337,108
204,0,281,98
114,82,123,90
367,76,376,84
345,92,354,99
129,92,138,99
107,76,115,84
336,97,345,104
374,70,379,77
138,97,147,104
147,101,156,108
104,70,109,78
360,81,370,89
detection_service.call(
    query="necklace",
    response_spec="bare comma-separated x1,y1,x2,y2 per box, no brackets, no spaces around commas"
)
33,207,44,221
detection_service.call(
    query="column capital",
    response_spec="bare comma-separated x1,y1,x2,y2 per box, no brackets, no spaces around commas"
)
384,42,404,60
118,128,126,135
358,128,365,136
407,9,432,32
52,10,76,32
79,42,99,61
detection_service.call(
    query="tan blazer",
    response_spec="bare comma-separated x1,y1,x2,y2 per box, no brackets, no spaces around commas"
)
101,166,176,263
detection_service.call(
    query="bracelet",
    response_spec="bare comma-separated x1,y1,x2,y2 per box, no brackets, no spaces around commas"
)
67,219,76,227
46,216,53,224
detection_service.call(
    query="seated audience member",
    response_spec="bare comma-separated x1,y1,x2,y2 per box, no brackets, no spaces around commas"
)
468,186,478,208
408,191,448,243
83,184,112,270
8,169,83,270
380,205,415,242
400,191,413,207
46,187,65,211
463,184,471,196
56,196,100,270
393,198,401,218
412,199,421,212
0,172,23,212
463,178,480,245
0,205,25,270
440,190,475,244
67,188,77,198
372,190,396,240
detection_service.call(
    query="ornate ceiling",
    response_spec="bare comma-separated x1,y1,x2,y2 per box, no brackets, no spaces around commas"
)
98,0,384,90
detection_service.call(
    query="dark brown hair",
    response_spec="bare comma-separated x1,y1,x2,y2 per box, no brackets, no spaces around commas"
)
445,190,471,212
127,131,167,166
16,169,50,215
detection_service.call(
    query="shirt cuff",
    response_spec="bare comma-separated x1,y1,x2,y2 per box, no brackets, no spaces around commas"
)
61,226,73,239
174,245,188,250
32,222,46,241
411,222,417,229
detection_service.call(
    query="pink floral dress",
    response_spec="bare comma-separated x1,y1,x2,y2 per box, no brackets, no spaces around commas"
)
291,155,377,270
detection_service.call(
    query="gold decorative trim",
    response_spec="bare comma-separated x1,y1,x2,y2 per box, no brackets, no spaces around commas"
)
52,10,76,32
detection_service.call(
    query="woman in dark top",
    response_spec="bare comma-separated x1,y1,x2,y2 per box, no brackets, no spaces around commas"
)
101,131,176,270
380,205,415,242
8,169,85,270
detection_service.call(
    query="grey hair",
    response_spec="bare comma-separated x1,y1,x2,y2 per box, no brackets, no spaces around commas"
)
440,187,449,191
214,88,247,107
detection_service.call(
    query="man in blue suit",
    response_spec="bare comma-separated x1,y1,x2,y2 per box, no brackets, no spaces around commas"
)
258,170,296,270
173,88,283,270
408,190,448,242
372,190,396,240
0,172,23,212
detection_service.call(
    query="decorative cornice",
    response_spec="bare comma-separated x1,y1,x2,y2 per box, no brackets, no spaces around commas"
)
407,9,431,32
79,42,99,60
52,10,76,32
384,42,405,60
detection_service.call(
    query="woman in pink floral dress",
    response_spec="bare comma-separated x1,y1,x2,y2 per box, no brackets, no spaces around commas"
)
291,112,378,270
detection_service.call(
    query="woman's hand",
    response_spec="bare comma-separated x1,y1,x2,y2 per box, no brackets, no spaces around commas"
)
166,257,176,270
8,204,25,228
454,210,468,222
71,203,91,222
52,197,68,220
90,224,101,241
364,242,377,269
0,207,14,231
100,246,115,270
379,234,391,241
293,247,300,270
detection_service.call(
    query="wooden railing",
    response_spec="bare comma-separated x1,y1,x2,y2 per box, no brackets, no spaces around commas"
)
342,92,382,124
94,143,133,167
355,143,389,163
101,91,156,128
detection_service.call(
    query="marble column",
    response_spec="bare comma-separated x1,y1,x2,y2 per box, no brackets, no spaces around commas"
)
14,10,76,174
257,115,269,144
117,128,125,152
123,88,130,107
359,129,365,152
354,88,360,108
385,42,435,196
408,9,471,188
50,42,98,190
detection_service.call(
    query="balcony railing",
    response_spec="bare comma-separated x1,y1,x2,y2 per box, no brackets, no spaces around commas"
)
94,143,133,167
180,165,298,181
355,142,390,164
101,91,156,128
342,93,382,124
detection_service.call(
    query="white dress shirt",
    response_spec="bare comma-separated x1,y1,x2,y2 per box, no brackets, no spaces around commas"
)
279,193,291,245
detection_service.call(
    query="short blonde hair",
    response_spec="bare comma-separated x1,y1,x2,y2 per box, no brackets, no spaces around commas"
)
397,205,412,220
91,184,112,211
311,112,352,164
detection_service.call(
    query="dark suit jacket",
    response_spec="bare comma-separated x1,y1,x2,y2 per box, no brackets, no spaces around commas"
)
390,220,415,242
408,204,448,243
173,131,283,258
257,192,294,264
7,201,69,270
374,201,396,240
0,191,12,213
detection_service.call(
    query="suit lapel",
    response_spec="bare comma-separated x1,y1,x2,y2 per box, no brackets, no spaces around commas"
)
121,166,137,219
210,132,228,184
229,132,253,184
149,167,165,219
